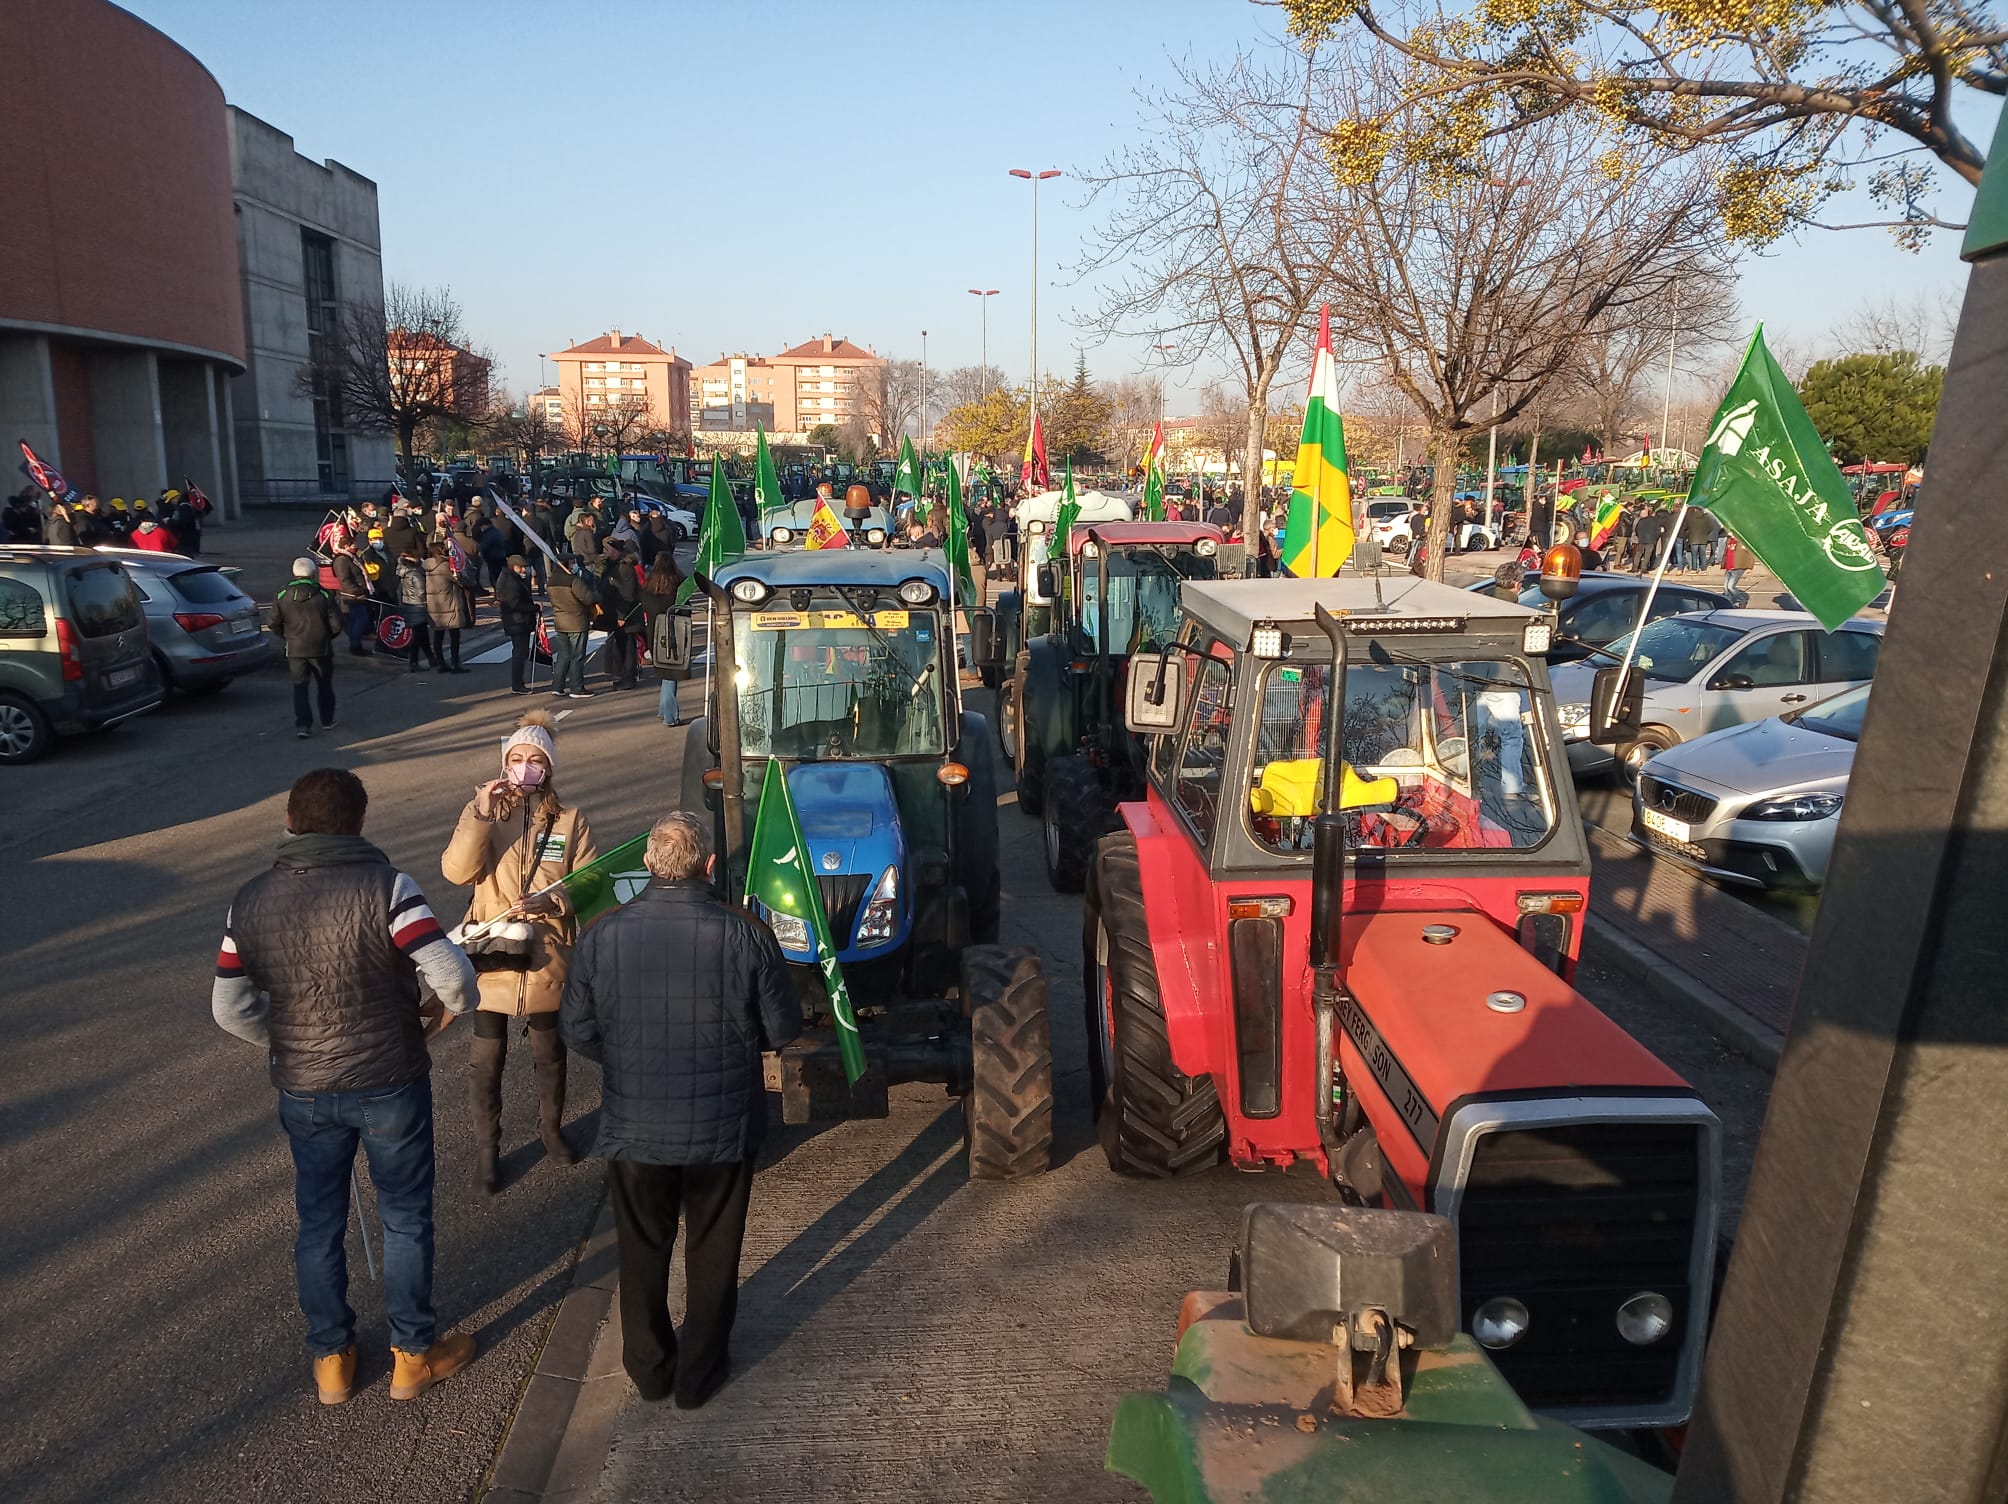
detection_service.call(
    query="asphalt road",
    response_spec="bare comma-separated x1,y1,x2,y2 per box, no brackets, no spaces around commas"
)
0,537,1775,1503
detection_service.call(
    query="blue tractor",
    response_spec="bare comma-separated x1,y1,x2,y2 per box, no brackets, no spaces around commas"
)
675,548,1054,1178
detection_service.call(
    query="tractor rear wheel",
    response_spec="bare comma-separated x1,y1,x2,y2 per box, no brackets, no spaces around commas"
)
1014,675,1045,816
996,676,1018,765
1041,754,1103,893
1086,835,1226,1178
962,946,1054,1180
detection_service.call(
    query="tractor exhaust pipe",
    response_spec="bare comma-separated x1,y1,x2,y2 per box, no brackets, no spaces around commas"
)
1310,604,1349,1160
698,575,747,894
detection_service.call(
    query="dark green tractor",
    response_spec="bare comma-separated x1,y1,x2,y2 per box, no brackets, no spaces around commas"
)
985,521,1224,891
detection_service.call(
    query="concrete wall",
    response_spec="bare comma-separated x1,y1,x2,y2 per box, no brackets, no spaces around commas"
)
0,336,60,470
227,107,393,503
87,350,166,502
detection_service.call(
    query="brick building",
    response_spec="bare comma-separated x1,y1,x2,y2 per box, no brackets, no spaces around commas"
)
549,331,691,440
688,334,884,435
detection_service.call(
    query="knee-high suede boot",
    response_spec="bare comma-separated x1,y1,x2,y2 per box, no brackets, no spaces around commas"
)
468,1030,506,1194
528,1023,577,1166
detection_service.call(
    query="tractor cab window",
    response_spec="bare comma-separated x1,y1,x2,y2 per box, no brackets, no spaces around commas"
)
1077,548,1211,657
1171,654,1235,844
1248,657,1555,855
733,603,946,759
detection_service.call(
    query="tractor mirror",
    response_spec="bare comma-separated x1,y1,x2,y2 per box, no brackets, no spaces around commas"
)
1033,562,1060,604
968,608,1001,668
1588,665,1643,746
1124,650,1186,734
1352,537,1385,571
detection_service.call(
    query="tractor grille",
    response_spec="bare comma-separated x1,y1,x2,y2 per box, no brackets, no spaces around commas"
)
1455,1120,1702,1412
817,873,873,943
1639,774,1718,824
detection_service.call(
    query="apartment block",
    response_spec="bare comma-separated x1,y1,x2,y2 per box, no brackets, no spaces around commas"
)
549,330,691,438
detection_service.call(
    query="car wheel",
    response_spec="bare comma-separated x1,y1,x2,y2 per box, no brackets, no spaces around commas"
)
0,692,53,765
152,651,176,693
669,522,688,544
1617,726,1679,787
1388,534,1411,558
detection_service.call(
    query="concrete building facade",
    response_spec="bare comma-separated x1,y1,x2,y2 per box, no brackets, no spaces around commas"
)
1,0,245,510
688,334,884,436
228,107,395,506
549,332,692,440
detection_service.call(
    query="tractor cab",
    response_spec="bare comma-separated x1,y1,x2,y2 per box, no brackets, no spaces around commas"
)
675,548,1053,1179
1083,574,1721,1431
991,521,1225,891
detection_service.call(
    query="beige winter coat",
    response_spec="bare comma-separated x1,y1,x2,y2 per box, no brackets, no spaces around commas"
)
423,557,470,629
442,797,597,1014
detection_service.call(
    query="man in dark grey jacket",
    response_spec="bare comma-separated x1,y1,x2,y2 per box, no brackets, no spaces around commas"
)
212,768,480,1405
271,557,344,737
561,811,800,1408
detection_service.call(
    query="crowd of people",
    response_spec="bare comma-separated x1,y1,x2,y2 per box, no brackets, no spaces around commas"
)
2,483,211,552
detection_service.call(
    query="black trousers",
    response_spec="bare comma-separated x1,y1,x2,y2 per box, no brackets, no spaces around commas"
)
288,654,335,728
603,624,636,686
607,1157,753,1402
507,630,533,691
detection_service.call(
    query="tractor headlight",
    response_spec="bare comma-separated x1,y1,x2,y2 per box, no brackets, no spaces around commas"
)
866,527,887,545
766,911,810,951
1472,1297,1531,1350
897,578,937,605
730,578,771,604
769,527,794,545
1616,1291,1674,1346
856,865,900,948
1249,621,1290,658
1522,620,1552,655
1195,537,1218,556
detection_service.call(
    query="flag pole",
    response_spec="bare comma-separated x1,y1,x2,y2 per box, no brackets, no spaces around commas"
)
1611,500,1688,711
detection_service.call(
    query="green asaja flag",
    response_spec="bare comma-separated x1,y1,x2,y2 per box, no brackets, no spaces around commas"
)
754,425,785,517
943,458,976,602
1143,466,1166,522
558,833,654,926
1049,457,1079,561
893,435,924,500
744,758,866,1084
1691,327,1885,630
677,455,747,606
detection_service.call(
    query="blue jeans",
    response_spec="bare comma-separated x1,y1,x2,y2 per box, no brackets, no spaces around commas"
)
277,1074,437,1357
345,602,370,651
658,680,680,725
552,630,587,692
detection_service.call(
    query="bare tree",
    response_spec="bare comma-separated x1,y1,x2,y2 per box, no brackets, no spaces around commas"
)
1831,291,1962,363
487,393,562,475
1555,269,1741,454
1079,49,1348,545
566,388,653,460
936,365,1010,411
1319,47,1733,577
1101,375,1165,472
854,359,922,447
302,283,491,482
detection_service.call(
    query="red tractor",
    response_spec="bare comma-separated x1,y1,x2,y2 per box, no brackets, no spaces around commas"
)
1081,572,1721,1433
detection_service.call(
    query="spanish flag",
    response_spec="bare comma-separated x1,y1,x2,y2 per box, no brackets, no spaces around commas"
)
1020,412,1051,493
1281,306,1355,578
805,493,849,549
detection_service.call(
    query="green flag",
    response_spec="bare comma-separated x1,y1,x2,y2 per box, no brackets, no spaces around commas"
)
1143,466,1166,522
558,833,654,926
893,435,924,501
943,459,976,601
1690,328,1885,630
677,455,747,606
1049,460,1080,562
754,425,785,517
744,757,866,1084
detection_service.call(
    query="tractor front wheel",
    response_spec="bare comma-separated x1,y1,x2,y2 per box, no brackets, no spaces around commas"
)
1085,835,1226,1178
1014,678,1045,817
962,946,1054,1181
996,676,1018,766
1041,754,1103,893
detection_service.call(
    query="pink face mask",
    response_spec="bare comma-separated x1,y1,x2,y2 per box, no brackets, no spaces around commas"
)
506,761,547,790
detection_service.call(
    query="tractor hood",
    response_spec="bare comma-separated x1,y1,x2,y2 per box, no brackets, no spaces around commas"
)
788,762,905,879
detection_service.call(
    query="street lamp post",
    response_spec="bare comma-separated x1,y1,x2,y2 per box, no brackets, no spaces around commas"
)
920,328,928,447
967,289,1000,391
1008,168,1062,416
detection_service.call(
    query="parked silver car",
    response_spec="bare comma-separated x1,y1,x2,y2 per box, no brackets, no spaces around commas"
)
1551,609,1883,781
100,549,274,692
1629,683,1867,891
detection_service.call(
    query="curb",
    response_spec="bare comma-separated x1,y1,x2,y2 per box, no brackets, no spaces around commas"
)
1583,915,1785,1070
481,1187,629,1503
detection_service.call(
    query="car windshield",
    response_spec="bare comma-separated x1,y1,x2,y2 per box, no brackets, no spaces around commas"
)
1791,684,1870,740
1078,549,1208,655
1247,658,1556,855
733,602,945,758
1601,617,1746,682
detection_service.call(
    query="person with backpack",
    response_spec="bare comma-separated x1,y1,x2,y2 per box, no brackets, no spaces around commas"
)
640,553,687,727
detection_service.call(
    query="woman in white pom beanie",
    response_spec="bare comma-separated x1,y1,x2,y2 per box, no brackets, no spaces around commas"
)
441,708,598,1193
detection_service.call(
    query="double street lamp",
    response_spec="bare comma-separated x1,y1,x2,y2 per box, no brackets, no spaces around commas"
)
967,289,1000,391
1008,169,1062,414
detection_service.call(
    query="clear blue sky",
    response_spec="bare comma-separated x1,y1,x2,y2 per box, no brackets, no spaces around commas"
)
125,0,1991,412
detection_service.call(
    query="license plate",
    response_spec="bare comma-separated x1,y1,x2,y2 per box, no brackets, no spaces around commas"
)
106,666,140,689
1641,808,1690,843
230,616,260,636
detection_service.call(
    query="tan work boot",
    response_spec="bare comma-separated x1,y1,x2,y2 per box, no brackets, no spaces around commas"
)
314,1344,357,1405
389,1330,476,1401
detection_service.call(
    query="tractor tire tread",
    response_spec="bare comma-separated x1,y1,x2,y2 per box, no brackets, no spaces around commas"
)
963,946,1055,1181
1042,754,1103,892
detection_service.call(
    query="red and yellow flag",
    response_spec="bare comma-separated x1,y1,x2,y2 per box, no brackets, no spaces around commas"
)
1020,412,1051,492
805,494,849,549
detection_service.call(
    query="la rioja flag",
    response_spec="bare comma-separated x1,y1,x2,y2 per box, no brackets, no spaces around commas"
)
1280,306,1355,578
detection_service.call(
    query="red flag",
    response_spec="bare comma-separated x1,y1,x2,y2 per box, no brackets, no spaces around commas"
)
1019,412,1051,492
1582,443,1594,464
19,439,74,501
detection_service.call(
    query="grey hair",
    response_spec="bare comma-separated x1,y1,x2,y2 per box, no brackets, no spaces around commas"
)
644,810,711,881
292,556,317,577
